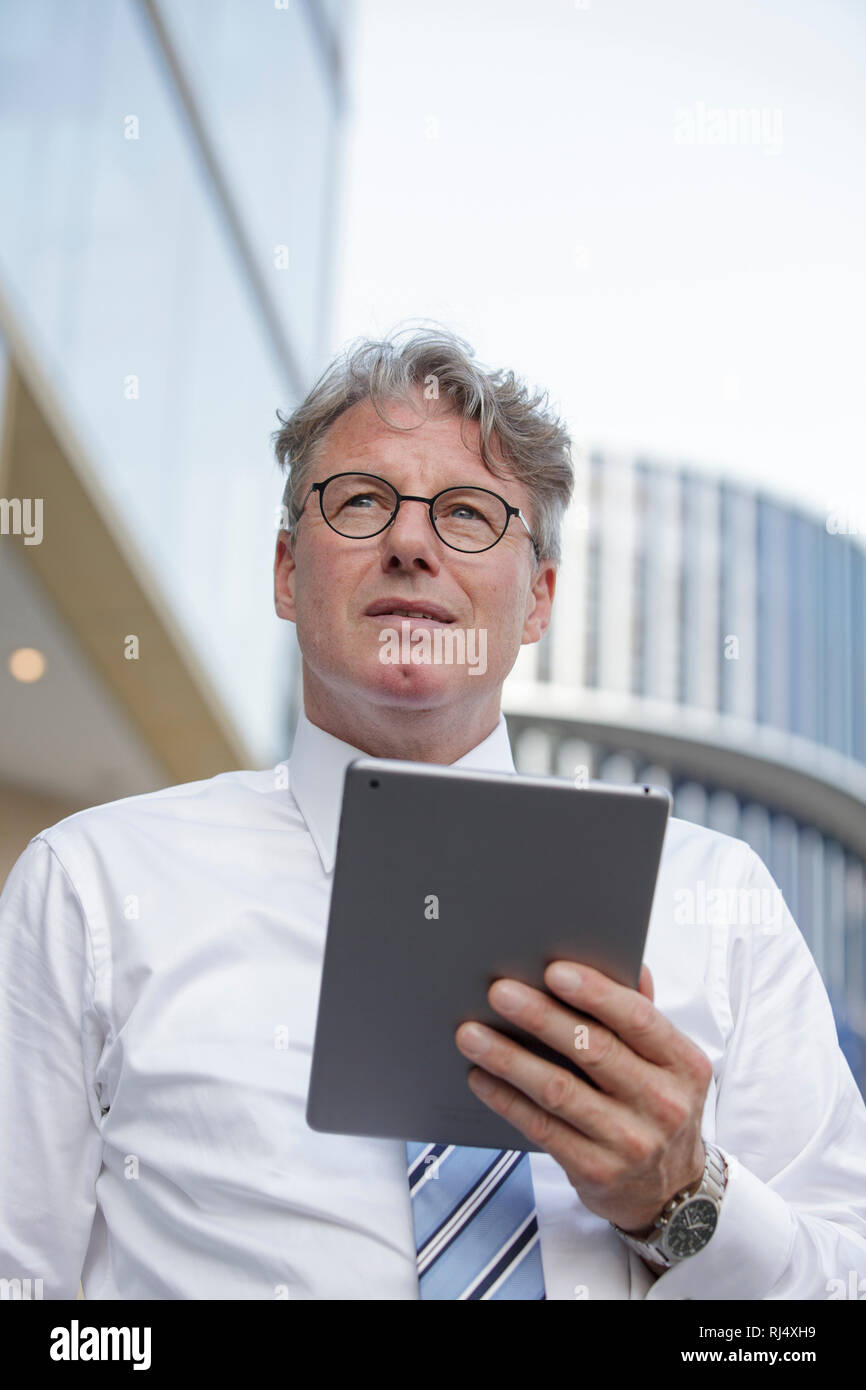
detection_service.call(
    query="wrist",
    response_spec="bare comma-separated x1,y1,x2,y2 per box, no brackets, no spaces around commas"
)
610,1141,727,1269
617,1143,707,1237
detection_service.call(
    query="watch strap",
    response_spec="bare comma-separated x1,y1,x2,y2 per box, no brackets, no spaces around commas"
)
611,1141,727,1268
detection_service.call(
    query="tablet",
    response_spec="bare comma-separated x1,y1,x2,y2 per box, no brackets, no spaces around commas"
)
306,758,671,1152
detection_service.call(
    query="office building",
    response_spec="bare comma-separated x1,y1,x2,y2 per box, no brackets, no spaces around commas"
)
504,450,866,1095
0,0,347,880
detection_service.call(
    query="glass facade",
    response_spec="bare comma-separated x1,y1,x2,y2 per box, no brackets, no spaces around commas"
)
152,0,342,381
0,0,345,765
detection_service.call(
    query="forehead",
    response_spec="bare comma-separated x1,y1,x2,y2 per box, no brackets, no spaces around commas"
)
315,392,507,486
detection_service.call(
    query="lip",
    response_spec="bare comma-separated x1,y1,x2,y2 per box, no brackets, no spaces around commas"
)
368,615,452,631
365,599,456,624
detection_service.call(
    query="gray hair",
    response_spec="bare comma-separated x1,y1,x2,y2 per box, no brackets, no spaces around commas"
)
271,323,575,566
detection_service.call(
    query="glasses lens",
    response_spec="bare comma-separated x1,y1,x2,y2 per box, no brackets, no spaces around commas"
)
321,474,397,536
432,488,508,551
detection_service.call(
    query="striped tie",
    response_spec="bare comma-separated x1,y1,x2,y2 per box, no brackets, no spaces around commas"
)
406,1140,547,1299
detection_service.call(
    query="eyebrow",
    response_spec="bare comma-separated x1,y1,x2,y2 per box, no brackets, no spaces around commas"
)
331,469,505,496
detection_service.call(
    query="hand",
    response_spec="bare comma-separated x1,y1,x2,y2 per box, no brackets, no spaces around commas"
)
454,961,712,1235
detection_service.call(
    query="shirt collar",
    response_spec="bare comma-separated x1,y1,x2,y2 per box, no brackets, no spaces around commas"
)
288,707,516,875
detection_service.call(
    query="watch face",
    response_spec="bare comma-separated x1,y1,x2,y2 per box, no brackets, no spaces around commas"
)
665,1197,718,1258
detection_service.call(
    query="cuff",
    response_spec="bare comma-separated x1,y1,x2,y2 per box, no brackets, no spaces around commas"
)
643,1148,795,1300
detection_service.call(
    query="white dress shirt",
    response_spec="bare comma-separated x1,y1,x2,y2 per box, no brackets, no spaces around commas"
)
1,708,865,1301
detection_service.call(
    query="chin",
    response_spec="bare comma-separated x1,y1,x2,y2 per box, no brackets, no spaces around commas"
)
361,659,470,707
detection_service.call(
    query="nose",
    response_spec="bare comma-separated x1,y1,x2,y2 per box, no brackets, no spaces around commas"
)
378,496,441,570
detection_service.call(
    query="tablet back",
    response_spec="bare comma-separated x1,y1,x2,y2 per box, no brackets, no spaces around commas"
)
306,759,670,1152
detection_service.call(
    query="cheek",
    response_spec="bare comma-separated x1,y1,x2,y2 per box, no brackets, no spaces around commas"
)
294,562,367,648
486,578,527,631
293,582,323,628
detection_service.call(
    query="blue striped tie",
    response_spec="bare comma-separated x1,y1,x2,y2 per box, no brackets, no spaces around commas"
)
406,1141,547,1299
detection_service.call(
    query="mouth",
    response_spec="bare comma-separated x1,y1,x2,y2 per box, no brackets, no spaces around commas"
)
365,601,456,626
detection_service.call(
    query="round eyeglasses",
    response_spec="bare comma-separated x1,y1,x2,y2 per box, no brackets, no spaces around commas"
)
296,472,539,557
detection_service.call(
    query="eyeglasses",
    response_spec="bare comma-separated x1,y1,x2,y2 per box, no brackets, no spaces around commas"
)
295,471,540,557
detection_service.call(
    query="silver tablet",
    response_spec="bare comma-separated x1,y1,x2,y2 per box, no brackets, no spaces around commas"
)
306,758,671,1152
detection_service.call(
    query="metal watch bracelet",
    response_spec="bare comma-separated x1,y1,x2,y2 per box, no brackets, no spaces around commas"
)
610,1141,728,1269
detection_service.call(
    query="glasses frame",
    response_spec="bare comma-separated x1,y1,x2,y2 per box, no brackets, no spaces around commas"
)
296,471,540,559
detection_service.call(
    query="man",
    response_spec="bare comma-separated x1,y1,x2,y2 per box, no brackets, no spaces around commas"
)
1,326,865,1300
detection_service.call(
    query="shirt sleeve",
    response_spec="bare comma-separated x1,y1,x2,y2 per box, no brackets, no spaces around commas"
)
645,843,866,1300
0,834,104,1298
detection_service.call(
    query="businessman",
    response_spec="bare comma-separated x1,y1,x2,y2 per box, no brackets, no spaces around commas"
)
1,326,865,1299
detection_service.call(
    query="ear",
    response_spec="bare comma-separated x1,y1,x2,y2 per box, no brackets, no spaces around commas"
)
273,530,297,622
520,560,556,645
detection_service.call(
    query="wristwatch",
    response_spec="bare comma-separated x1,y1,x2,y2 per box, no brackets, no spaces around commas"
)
610,1141,728,1270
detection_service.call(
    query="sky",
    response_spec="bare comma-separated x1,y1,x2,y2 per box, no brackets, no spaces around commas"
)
332,0,866,530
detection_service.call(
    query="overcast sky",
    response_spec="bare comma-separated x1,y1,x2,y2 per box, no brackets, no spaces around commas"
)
333,0,866,530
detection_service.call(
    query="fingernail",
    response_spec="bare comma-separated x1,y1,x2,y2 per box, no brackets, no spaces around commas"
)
469,1071,495,1096
459,1024,490,1057
491,980,528,1013
548,962,582,989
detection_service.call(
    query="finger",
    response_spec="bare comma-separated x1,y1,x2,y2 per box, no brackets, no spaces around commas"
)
543,961,697,1072
484,978,645,1101
638,963,654,1002
464,1063,613,1170
456,1020,621,1143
